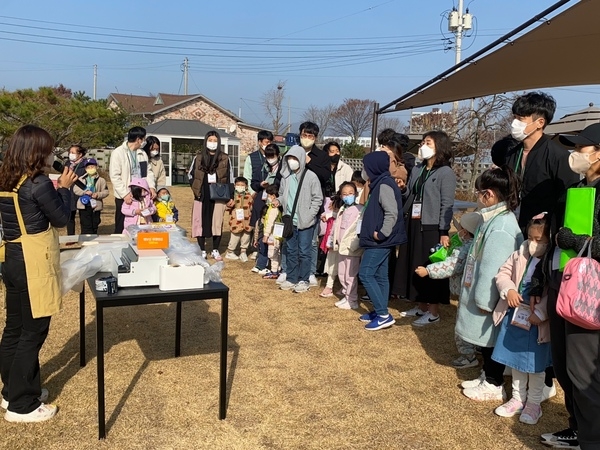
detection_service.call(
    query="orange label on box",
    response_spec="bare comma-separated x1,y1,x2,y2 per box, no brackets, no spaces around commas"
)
137,232,169,249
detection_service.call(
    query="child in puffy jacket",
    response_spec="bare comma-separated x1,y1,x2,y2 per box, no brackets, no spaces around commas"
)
121,177,156,231
155,187,179,222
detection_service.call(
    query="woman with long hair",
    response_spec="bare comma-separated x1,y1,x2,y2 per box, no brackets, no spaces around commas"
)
0,124,77,422
142,136,166,187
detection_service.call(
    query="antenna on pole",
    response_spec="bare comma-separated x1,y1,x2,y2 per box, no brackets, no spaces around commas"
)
181,58,189,95
93,64,98,100
448,0,473,114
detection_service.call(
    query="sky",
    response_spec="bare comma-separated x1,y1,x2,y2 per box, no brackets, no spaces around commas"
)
0,0,597,130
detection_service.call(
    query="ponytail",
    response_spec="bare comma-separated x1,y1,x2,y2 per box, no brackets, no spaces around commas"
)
475,165,521,211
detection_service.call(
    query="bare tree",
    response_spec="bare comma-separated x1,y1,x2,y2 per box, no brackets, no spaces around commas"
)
261,81,286,135
331,98,375,142
376,115,403,134
302,103,336,137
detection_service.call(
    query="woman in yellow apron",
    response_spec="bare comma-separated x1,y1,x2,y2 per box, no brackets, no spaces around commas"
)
0,125,77,423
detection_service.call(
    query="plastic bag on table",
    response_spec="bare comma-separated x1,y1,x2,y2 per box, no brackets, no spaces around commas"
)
205,261,224,283
61,254,103,296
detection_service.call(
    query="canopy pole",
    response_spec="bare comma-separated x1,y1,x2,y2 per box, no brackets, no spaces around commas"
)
369,102,379,153
377,0,573,114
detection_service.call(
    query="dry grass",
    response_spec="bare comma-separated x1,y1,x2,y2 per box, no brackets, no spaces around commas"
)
0,185,567,449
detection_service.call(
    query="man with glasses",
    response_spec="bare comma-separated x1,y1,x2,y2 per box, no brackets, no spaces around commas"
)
109,126,156,233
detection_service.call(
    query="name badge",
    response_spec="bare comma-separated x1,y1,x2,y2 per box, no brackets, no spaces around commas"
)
141,208,152,217
235,208,245,221
267,236,274,244
273,222,284,238
411,202,422,219
166,214,174,223
511,304,532,330
463,257,475,287
262,191,268,201
207,173,217,184
356,219,362,235
90,198,98,209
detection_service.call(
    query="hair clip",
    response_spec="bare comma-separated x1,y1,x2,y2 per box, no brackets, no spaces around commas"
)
532,212,548,220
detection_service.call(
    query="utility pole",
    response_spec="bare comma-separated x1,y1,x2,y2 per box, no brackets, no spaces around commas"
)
93,64,97,100
182,57,189,95
448,0,472,114
287,96,291,134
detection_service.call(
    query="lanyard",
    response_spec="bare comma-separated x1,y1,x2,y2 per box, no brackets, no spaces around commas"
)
517,256,534,294
514,147,524,174
470,211,508,260
127,147,138,175
413,167,434,201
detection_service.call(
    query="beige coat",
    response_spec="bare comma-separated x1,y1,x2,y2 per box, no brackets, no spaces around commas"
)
493,241,550,344
73,174,109,211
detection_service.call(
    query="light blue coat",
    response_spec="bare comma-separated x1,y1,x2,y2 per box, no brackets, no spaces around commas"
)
455,203,524,348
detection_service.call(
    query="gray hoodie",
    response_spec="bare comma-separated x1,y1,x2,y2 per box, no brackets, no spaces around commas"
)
278,145,323,230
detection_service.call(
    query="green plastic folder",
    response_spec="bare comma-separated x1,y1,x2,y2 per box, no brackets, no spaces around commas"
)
560,187,596,270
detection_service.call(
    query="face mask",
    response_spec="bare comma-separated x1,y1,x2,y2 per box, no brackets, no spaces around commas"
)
260,145,266,151
267,158,278,166
510,119,532,142
330,154,340,164
206,142,218,151
140,140,147,148
300,138,315,149
235,186,246,193
568,151,599,175
45,153,55,168
266,198,273,205
287,158,300,171
86,168,97,176
529,241,548,257
418,144,435,160
69,153,78,162
343,195,355,206
151,150,159,157
357,187,363,198
361,169,368,182
160,195,170,202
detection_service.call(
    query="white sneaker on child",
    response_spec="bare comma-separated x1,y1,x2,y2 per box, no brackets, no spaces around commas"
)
460,370,485,389
308,275,318,287
275,273,287,284
211,250,223,261
225,252,239,260
494,397,524,417
239,253,249,262
519,402,542,424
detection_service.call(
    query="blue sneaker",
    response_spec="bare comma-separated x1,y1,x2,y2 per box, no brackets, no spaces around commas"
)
364,314,396,331
359,311,378,323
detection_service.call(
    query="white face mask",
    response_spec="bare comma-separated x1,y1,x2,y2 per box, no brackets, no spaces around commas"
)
206,142,218,151
361,169,369,182
528,241,548,258
235,186,246,193
267,158,278,165
300,138,315,149
69,153,78,162
510,119,531,141
150,150,159,157
418,144,435,160
287,158,300,171
569,151,600,175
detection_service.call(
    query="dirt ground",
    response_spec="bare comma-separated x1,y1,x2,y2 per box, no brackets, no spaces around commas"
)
0,184,566,449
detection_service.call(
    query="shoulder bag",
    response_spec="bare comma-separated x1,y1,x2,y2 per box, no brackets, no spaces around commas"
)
281,169,307,238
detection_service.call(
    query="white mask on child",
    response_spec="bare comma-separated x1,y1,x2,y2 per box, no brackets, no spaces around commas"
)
529,241,547,257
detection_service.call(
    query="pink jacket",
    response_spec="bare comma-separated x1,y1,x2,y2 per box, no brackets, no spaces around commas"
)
493,241,550,344
121,178,157,230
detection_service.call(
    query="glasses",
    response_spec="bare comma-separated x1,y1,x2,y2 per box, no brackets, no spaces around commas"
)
474,189,487,196
300,133,315,139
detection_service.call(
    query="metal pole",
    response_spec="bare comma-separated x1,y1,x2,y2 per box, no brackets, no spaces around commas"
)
93,64,97,100
287,96,291,134
370,102,379,153
183,58,189,95
452,0,464,114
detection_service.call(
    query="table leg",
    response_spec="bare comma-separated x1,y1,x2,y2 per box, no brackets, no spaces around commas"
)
219,291,228,420
79,289,86,367
97,305,106,439
175,301,182,357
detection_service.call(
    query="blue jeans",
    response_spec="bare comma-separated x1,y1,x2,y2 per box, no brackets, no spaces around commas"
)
310,223,319,275
256,238,269,270
287,224,315,284
280,240,287,273
359,247,391,316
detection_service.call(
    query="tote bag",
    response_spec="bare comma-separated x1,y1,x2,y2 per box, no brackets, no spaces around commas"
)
557,238,600,330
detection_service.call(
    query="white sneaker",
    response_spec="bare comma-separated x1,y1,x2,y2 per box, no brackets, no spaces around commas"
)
4,403,57,423
308,275,318,287
461,370,485,389
293,281,310,293
412,312,440,327
211,250,223,261
1,389,48,410
399,306,425,318
275,273,287,285
494,397,524,417
201,250,207,259
334,297,348,307
251,267,260,273
239,253,249,262
279,281,295,291
257,268,269,276
463,380,506,402
336,299,358,310
249,252,257,260
225,252,239,260
541,383,557,402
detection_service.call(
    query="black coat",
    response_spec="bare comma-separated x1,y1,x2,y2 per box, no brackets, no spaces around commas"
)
305,145,331,189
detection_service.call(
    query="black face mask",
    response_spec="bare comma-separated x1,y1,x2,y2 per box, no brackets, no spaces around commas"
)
330,154,340,164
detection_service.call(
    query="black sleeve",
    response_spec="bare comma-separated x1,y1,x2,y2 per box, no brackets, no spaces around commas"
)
32,177,71,228
306,150,331,188
250,160,264,193
403,153,416,177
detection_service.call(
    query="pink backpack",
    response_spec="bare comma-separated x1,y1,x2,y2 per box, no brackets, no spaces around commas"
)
557,238,600,330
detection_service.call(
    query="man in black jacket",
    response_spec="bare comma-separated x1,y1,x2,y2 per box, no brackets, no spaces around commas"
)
298,121,330,285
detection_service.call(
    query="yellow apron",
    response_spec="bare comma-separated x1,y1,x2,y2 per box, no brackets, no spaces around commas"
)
0,176,62,318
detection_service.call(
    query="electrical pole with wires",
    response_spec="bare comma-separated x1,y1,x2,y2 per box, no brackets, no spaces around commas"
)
448,0,472,114
181,57,189,95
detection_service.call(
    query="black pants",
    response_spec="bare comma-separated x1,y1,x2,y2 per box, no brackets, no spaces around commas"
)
0,257,51,414
480,346,505,386
548,281,577,430
114,198,125,234
79,207,101,234
566,322,600,449
66,210,77,235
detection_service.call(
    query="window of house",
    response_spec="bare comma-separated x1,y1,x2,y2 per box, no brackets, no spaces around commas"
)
228,144,239,176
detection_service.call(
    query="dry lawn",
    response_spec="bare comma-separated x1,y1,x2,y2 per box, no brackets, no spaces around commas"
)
0,184,567,449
